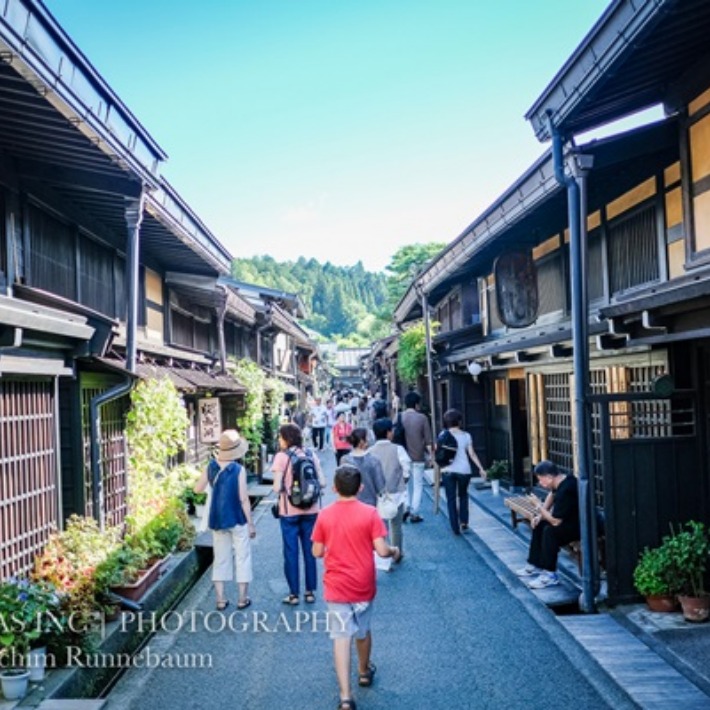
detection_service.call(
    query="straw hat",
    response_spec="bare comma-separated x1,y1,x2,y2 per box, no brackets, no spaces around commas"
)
216,429,249,463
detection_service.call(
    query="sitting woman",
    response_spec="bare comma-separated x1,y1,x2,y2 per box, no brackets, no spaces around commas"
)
194,429,256,610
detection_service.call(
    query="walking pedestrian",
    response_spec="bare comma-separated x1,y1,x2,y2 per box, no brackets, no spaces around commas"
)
342,428,386,507
515,460,580,589
400,391,433,523
332,410,353,465
438,409,486,535
312,465,401,710
369,418,410,559
271,423,326,605
194,429,255,611
310,397,328,451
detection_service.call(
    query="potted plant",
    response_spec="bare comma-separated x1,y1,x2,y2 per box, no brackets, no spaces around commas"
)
485,460,508,496
633,545,678,612
664,521,710,623
0,578,62,689
180,487,207,518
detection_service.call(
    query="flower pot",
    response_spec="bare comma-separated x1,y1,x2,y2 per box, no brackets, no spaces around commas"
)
109,558,162,602
645,594,678,613
26,646,48,682
195,503,206,519
490,479,500,496
678,594,710,623
1,669,31,700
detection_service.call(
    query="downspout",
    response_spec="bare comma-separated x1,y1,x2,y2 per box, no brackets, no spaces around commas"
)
418,282,440,513
548,114,598,613
89,194,144,531
216,285,228,373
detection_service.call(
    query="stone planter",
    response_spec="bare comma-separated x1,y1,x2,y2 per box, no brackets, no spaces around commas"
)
490,479,501,496
110,558,162,602
0,669,30,700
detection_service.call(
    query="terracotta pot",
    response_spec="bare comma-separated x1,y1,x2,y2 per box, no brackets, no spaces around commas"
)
645,594,678,613
110,558,162,602
678,594,710,623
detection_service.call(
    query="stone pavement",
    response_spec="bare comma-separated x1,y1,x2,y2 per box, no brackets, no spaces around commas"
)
99,450,632,710
457,476,710,709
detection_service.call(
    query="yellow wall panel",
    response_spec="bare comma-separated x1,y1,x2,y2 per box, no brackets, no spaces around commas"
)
694,191,710,252
532,234,559,260
146,309,164,336
665,187,683,228
690,114,710,182
145,268,164,305
667,239,685,279
587,211,601,231
689,86,710,116
664,162,681,187
606,178,656,220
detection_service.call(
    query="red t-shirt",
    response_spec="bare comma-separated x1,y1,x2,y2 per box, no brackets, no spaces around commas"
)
311,498,388,603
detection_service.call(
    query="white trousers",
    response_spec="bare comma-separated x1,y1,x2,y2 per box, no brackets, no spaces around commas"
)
407,462,426,515
211,525,253,583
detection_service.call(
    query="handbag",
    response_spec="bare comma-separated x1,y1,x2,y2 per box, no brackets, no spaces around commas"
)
376,492,398,520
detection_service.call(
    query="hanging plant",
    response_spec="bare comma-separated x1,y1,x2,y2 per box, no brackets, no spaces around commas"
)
125,377,189,530
397,321,438,386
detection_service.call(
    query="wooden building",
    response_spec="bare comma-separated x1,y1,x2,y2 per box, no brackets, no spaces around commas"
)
394,0,710,603
0,1,317,579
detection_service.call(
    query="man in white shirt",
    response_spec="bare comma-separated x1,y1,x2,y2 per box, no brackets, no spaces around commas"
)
309,397,328,451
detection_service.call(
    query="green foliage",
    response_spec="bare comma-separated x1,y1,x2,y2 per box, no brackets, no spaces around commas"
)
633,545,676,597
486,460,509,481
397,322,432,385
229,358,267,469
264,376,288,453
0,578,63,658
231,255,388,343
664,521,710,597
385,242,447,310
125,378,190,530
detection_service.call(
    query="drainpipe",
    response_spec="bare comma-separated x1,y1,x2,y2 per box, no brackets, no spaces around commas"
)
89,194,144,531
549,114,597,613
216,285,228,373
417,282,440,513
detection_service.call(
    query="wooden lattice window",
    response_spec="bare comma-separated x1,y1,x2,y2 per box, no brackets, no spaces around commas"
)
80,382,129,528
608,204,659,295
79,235,116,316
0,380,58,579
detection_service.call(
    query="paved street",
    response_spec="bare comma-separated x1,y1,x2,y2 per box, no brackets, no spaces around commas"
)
103,451,632,710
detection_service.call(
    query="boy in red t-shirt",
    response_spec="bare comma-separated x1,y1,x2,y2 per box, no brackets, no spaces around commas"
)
312,465,401,710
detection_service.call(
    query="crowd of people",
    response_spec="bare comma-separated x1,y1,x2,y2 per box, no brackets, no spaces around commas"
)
195,392,576,709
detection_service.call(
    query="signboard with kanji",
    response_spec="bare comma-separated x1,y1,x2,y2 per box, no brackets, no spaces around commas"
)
198,398,221,443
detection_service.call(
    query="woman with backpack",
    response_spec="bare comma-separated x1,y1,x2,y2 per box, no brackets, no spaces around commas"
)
271,423,327,605
342,428,386,508
437,409,486,536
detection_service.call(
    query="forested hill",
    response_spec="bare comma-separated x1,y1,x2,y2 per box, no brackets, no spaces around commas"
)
231,255,389,344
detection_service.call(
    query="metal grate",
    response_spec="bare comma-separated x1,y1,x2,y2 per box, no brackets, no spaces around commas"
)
0,380,58,579
589,369,608,507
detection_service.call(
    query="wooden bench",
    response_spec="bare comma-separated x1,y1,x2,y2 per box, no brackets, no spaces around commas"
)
503,496,605,572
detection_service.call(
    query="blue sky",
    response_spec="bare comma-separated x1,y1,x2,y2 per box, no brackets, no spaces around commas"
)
43,0,612,271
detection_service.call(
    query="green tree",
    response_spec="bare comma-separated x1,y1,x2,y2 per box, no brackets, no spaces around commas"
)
385,242,447,310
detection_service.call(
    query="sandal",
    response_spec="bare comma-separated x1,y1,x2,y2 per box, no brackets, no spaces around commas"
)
337,700,357,709
216,600,230,611
358,662,376,687
237,598,252,610
282,594,299,605
304,591,316,604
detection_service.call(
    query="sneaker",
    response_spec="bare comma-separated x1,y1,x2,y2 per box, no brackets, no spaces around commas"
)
515,564,541,577
527,572,559,589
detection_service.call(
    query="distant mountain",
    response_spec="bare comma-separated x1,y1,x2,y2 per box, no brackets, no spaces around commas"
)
231,255,390,344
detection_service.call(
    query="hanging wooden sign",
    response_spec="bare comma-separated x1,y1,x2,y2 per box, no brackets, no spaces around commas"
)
198,397,222,443
494,250,538,328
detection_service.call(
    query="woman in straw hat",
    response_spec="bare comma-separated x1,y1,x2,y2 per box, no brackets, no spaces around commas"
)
194,429,255,610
